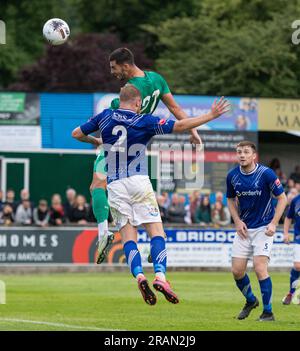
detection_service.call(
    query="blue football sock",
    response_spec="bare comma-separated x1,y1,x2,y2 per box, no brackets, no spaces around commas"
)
259,277,272,313
150,236,167,274
290,268,300,294
123,241,143,278
235,274,256,303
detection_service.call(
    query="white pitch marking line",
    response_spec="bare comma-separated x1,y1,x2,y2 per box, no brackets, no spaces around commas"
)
0,318,125,331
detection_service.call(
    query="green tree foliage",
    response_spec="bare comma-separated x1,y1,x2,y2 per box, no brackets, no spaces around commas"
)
145,0,300,97
0,0,77,88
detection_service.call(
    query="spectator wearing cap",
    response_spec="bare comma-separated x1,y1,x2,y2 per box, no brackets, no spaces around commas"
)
33,199,50,227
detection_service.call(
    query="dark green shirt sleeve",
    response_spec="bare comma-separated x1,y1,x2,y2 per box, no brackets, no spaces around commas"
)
159,74,171,95
110,98,120,110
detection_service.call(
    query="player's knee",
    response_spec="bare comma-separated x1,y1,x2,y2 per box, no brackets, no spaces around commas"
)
254,264,268,279
231,266,245,280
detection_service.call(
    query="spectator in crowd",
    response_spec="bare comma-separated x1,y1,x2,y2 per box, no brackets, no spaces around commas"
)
167,193,186,223
215,191,224,204
290,165,300,183
0,190,3,212
211,200,231,227
269,158,287,187
4,189,17,213
195,195,212,226
161,192,171,209
18,188,34,210
285,178,295,194
49,194,66,226
15,199,33,225
64,188,77,221
0,204,14,225
295,181,300,193
189,190,201,223
156,195,167,223
33,199,50,227
184,195,192,224
69,194,90,224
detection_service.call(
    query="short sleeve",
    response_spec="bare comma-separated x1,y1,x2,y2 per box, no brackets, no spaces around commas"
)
80,113,102,135
145,114,175,136
226,173,236,198
287,200,295,219
158,74,171,95
265,169,284,197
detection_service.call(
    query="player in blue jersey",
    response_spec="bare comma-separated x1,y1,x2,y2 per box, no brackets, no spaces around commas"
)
72,85,229,305
282,193,300,305
226,141,287,321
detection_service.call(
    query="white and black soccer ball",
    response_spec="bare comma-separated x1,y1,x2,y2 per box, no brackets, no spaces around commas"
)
43,18,70,46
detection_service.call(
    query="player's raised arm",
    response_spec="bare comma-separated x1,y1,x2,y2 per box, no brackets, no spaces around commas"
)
162,92,202,145
172,97,230,133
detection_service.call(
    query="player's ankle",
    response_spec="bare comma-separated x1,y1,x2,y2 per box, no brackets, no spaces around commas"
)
155,272,166,282
136,273,146,281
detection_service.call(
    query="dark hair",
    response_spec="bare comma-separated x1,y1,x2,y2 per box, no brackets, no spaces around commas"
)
109,48,134,65
236,140,256,152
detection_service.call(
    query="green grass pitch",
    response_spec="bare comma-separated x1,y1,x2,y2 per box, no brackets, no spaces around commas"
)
0,271,299,331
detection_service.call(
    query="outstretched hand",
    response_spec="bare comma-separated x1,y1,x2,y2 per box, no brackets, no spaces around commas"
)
211,97,231,119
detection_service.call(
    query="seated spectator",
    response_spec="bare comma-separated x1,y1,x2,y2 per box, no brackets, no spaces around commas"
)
211,201,231,227
167,193,186,223
0,190,3,212
49,194,66,226
195,195,212,226
64,188,77,221
33,199,50,227
4,189,18,213
215,191,224,204
0,204,14,225
17,189,34,211
290,165,300,183
15,199,33,225
189,191,200,223
184,196,192,225
156,195,167,222
285,178,295,193
69,195,90,224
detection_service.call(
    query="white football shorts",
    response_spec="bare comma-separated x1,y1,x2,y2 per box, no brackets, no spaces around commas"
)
107,175,161,230
231,225,274,259
293,243,300,263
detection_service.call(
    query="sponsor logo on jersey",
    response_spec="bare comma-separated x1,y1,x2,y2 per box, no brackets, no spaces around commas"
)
236,190,262,197
275,178,281,186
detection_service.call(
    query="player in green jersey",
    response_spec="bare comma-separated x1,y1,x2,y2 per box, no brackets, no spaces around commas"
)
93,48,202,264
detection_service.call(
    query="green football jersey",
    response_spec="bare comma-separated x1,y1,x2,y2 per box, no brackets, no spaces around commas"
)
110,71,171,114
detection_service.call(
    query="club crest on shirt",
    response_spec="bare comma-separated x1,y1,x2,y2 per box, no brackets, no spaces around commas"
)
275,178,281,186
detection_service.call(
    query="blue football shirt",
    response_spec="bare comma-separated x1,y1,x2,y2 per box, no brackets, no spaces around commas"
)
226,164,284,229
287,194,300,244
80,108,175,183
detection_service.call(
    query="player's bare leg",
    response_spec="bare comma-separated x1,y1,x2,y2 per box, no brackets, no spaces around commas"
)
90,169,114,264
144,222,179,304
232,257,259,320
120,222,156,305
253,256,275,321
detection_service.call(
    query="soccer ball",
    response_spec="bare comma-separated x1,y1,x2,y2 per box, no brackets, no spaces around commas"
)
43,18,70,46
